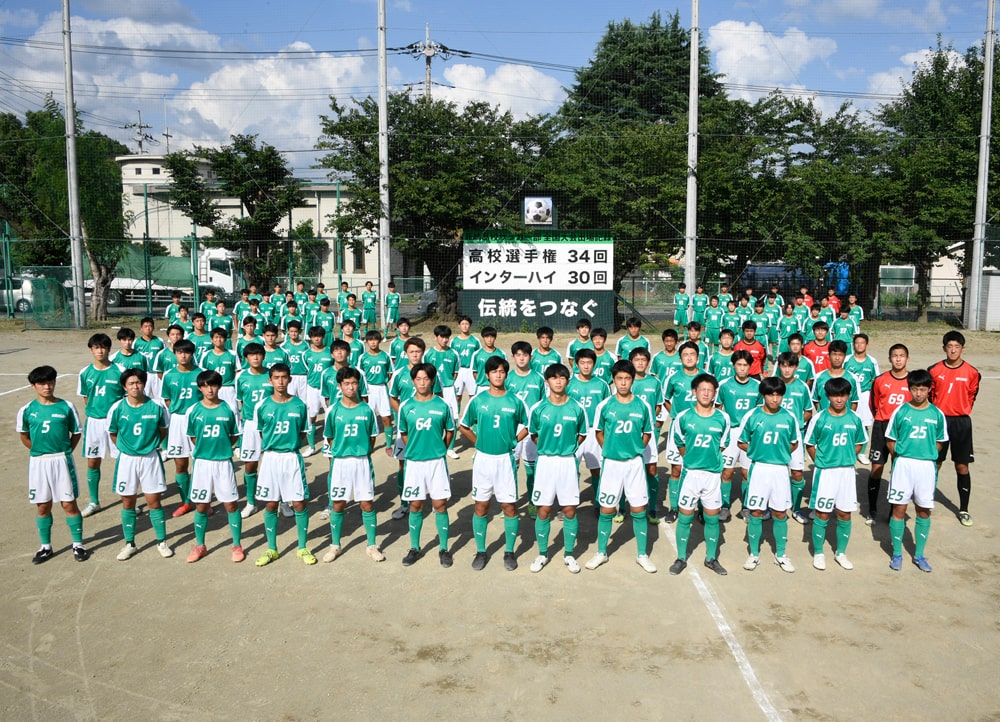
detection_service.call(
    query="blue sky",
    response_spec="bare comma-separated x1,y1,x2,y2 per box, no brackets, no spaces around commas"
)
0,0,988,177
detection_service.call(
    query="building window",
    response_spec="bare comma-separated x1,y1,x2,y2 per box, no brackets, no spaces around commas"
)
152,167,161,175
134,168,142,175
353,244,365,272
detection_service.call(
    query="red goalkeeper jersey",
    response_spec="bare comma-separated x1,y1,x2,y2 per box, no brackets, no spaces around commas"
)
870,371,911,422
928,360,980,417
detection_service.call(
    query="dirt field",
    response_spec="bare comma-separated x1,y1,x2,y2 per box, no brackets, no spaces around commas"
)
1,320,998,721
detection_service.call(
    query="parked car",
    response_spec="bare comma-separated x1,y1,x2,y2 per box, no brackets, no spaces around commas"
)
0,277,35,312
416,288,438,316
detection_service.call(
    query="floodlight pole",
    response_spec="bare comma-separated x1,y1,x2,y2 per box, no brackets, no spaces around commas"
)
377,0,391,317
684,0,700,291
63,0,86,328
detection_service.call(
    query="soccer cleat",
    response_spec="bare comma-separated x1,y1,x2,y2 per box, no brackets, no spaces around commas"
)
718,507,732,523
774,555,796,573
635,555,657,573
889,554,903,571
32,547,54,565
322,545,341,563
256,549,280,567
157,541,174,558
856,452,871,465
391,504,408,520
529,555,548,573
737,508,749,521
317,508,331,521
116,543,138,561
834,553,854,570
585,552,608,570
563,555,581,574
669,558,687,575
72,545,91,562
612,512,625,524
864,515,876,527
439,549,454,568
297,548,318,565
660,508,678,524
958,511,973,527
231,545,246,563
913,556,932,573
401,547,422,566
301,447,316,458
812,553,826,571
471,551,488,571
527,503,538,520
762,509,773,521
791,510,810,525
186,544,208,563
704,558,728,576
240,504,256,519
503,552,518,571
743,555,760,571
80,502,101,518
171,503,193,518
279,502,294,518
646,510,660,524
446,449,460,459
366,545,386,562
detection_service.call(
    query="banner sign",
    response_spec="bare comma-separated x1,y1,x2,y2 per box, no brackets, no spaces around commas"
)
463,231,614,291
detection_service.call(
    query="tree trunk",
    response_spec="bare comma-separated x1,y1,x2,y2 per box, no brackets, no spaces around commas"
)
85,250,113,323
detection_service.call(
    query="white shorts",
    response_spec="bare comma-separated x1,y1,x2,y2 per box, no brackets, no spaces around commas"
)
329,457,376,503
857,390,874,426
219,386,239,419
83,417,119,459
746,462,792,512
514,435,537,464
811,466,857,513
166,413,192,459
721,429,748,470
305,385,326,420
113,452,166,496
238,418,262,462
257,451,307,502
392,431,406,461
664,433,685,468
887,457,937,508
367,384,390,418
190,458,239,504
789,436,805,472
402,458,451,501
290,375,308,402
28,452,78,504
531,455,580,507
145,373,162,401
576,428,603,470
454,367,477,397
678,468,723,511
441,386,459,420
598,457,648,509
642,433,658,465
471,451,518,503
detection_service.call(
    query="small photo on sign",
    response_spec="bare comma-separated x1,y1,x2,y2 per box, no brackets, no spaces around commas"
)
524,197,553,225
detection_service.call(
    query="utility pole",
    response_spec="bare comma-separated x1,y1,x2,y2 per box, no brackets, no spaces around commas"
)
683,0,700,292
162,128,173,154
62,0,86,328
377,0,391,317
406,24,451,99
124,110,156,154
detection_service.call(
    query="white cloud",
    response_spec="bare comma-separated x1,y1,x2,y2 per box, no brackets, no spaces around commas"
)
0,8,38,29
434,63,564,118
78,0,198,25
867,48,965,98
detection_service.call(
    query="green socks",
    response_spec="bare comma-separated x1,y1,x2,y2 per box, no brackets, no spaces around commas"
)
535,516,551,555
86,467,100,505
472,513,489,553
306,425,316,450
228,510,242,547
632,511,648,557
889,517,905,557
676,511,694,559
563,515,578,555
330,510,346,546
812,517,828,555
397,467,406,501
194,510,208,546
914,516,931,558
647,472,660,513
790,478,805,511
503,515,518,554
435,511,449,551
720,480,732,509
525,463,536,500
384,423,394,447
773,516,788,557
747,514,763,556
408,509,423,549
66,514,84,544
704,513,720,561
741,479,749,507
597,512,614,555
264,509,278,551
668,478,680,511
362,509,378,546
176,472,191,505
121,508,137,545
294,509,309,550
149,508,166,542
36,514,53,546
244,471,257,505
836,518,851,555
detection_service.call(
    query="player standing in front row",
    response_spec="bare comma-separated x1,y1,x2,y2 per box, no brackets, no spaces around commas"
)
322,367,385,563
804,377,867,571
18,365,90,563
107,369,172,560
528,364,588,573
460,356,529,571
738,377,800,573
866,344,911,524
254,364,316,566
77,332,124,517
885,370,948,572
587,360,657,573
669,373,731,576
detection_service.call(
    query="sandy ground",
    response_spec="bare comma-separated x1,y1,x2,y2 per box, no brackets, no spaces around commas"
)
1,320,999,721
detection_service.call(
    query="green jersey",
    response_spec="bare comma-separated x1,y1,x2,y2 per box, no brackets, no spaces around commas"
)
257,303,275,324
663,369,701,417
704,306,724,331
847,304,864,325
831,318,858,344
153,348,178,375
17,398,81,456
472,348,507,387
778,377,814,427
200,349,238,387
735,303,753,320
777,315,801,350
739,407,800,465
323,365,369,403
161,367,203,415
302,301,321,322
209,315,234,337
279,313,306,334
187,402,239,461
176,319,194,336
567,375,610,427
397,396,454,460
111,350,148,373
673,292,691,313
236,369,272,422
595,395,654,461
337,290,351,312
361,290,377,311
615,335,650,360
528,397,587,456
749,312,771,338
424,347,461,389
233,300,251,324
255,395,308,452
792,304,810,326
384,292,401,315
235,335,264,363
282,339,310,375
774,355,816,387
460,390,528,455
763,304,782,337
715,377,762,427
631,374,663,421
691,293,710,320
359,350,391,387
389,335,411,366
108,397,167,456
323,400,377,458
708,351,735,383
651,350,683,383
506,369,546,410
77,363,124,419
717,293,734,308
672,407,730,473
591,350,617,384
304,347,332,389
530,348,561,374
721,311,742,334
565,338,594,369
811,370,860,411
134,336,165,367
885,402,947,461
189,332,213,359
263,346,290,370
844,354,879,393
340,308,363,331
164,302,182,323
345,338,365,367
804,409,867,468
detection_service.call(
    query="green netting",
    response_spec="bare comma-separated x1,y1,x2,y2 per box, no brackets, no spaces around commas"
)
20,267,75,329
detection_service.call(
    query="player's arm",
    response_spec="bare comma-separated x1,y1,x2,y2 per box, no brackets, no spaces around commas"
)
459,422,477,445
19,431,32,450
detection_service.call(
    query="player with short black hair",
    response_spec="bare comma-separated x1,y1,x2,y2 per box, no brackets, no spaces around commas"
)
77,333,124,517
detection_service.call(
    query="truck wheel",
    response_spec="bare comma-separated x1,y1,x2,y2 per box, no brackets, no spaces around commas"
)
14,299,30,313
106,290,122,306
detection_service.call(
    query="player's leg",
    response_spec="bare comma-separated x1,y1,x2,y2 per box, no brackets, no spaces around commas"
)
143,489,171,557
254,455,283,566
767,464,794,571
470,453,495,568
31,464,57,563
743,464,769,569
529,456,556,572
867,420,889,523
672,470,699,574
886,457,918,570
622,458,653,571
239,419,261,518
911,458,936,571
187,459,213,561
168,413,193,516
284,453,315,564
950,416,973,525
662,435,683,522
496,454,520,569
587,460,623,569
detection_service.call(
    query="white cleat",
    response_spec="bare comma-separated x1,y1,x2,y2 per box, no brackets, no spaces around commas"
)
743,555,760,571
563,555,581,573
301,447,316,458
774,555,796,573
813,553,826,571
635,555,657,573
116,543,138,561
446,449,460,460
585,552,608,570
529,555,548,573
322,545,341,563
280,502,294,518
156,541,174,558
240,504,256,519
834,553,854,570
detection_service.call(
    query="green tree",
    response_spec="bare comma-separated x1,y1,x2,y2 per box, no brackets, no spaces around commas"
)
163,135,306,289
